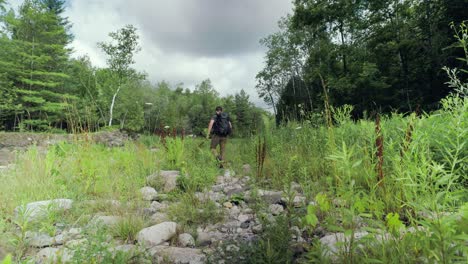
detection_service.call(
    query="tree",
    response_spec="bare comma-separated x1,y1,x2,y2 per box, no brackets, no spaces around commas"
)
0,0,74,131
98,24,141,127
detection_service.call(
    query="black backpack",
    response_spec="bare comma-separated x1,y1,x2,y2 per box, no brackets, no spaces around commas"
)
214,112,231,136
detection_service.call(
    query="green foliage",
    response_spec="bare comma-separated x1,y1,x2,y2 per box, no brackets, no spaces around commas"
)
0,255,11,264
259,1,467,118
165,137,184,169
110,215,146,243
167,193,223,228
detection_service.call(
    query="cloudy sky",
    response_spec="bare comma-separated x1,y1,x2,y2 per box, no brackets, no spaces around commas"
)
9,0,293,110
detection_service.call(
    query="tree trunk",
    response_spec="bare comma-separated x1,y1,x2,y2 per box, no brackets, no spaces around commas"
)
108,82,121,127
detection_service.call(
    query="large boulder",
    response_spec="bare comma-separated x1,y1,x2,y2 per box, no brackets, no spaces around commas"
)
14,199,73,222
137,222,177,247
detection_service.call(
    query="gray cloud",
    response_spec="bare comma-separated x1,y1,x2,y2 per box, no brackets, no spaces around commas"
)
123,0,292,57
9,0,292,110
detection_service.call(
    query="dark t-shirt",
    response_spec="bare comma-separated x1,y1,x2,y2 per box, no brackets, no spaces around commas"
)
211,113,230,135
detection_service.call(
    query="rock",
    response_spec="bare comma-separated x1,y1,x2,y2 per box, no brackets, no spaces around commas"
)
151,201,169,212
240,221,250,229
109,244,136,256
320,232,369,254
53,234,65,245
260,190,283,204
196,231,212,247
66,238,88,248
224,169,234,178
150,212,169,224
36,247,72,264
216,176,225,184
269,204,284,216
178,233,195,247
223,184,244,196
242,164,251,175
212,184,226,192
140,187,158,201
27,232,55,248
68,228,82,238
220,221,241,233
291,181,302,192
252,224,263,234
91,215,122,227
281,195,306,207
228,206,241,220
147,170,180,192
209,192,225,202
149,246,205,264
14,199,73,222
137,222,177,247
237,214,252,223
223,202,233,209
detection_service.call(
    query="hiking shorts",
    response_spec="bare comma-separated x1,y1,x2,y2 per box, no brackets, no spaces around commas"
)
210,134,227,158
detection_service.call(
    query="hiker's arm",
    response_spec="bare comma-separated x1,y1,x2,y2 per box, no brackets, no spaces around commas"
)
207,119,215,138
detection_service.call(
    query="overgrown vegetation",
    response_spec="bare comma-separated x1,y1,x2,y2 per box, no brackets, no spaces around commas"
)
0,0,467,263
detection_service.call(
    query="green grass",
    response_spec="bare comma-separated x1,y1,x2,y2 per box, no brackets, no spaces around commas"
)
0,95,466,263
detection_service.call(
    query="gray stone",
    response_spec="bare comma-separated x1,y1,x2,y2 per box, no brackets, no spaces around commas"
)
27,232,55,248
68,228,82,238
109,244,136,256
240,221,250,229
36,247,72,264
150,246,205,264
209,192,225,202
237,214,252,223
261,190,283,204
216,176,225,184
196,231,212,247
150,201,169,212
150,212,169,224
228,206,241,220
91,215,122,227
66,238,88,248
269,204,284,216
137,222,177,247
223,184,244,196
178,233,195,247
252,224,263,234
14,199,73,222
224,169,235,178
212,184,226,192
223,202,233,209
140,186,158,201
147,170,180,192
320,232,369,254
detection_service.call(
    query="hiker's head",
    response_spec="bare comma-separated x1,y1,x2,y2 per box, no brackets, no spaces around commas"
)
215,106,223,114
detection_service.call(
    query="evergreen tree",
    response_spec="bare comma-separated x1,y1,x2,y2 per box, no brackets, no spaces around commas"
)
0,0,74,130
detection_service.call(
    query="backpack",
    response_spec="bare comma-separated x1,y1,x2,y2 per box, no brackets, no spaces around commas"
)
214,112,231,136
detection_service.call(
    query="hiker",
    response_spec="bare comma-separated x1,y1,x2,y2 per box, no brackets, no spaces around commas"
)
207,106,232,163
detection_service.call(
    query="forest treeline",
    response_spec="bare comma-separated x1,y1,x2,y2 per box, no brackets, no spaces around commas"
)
256,0,467,122
0,0,264,136
1,0,467,134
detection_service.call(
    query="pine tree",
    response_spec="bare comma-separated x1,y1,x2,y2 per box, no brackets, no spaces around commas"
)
1,0,75,131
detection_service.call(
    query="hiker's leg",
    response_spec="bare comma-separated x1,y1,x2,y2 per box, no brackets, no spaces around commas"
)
219,137,227,160
210,135,219,157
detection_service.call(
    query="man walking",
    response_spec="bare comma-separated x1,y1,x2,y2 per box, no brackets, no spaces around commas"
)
207,106,232,165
